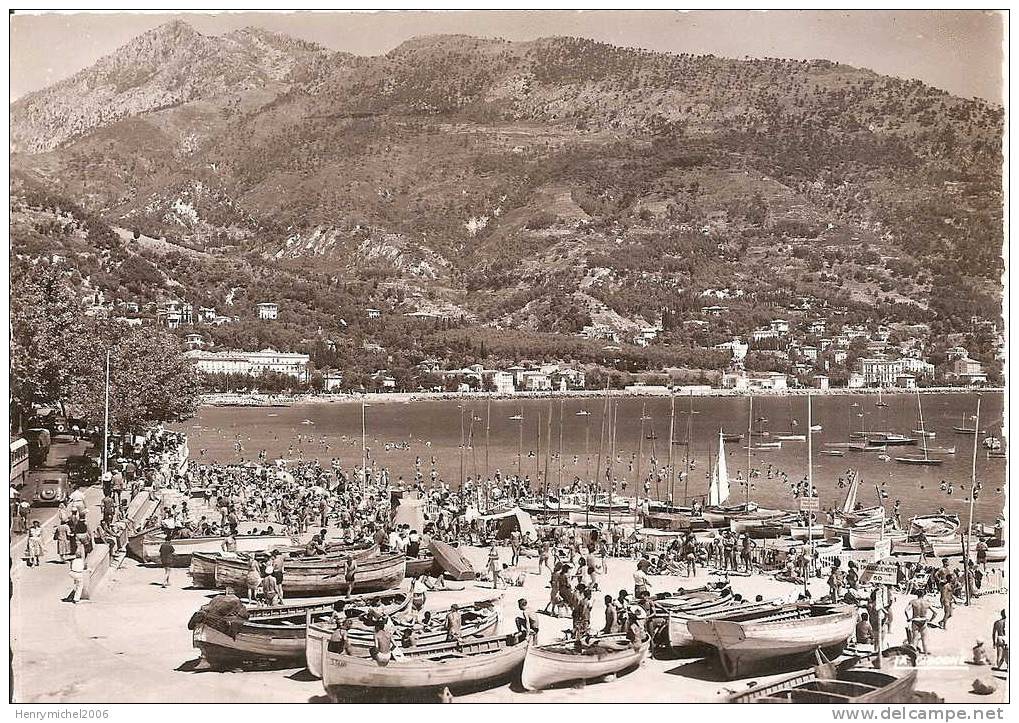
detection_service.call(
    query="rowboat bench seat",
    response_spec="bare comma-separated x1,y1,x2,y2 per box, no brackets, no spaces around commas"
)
788,680,879,702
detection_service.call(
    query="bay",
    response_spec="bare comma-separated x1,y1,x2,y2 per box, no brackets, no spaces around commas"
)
175,391,1006,524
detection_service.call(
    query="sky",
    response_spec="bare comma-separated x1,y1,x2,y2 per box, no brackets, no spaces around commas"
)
9,10,1006,103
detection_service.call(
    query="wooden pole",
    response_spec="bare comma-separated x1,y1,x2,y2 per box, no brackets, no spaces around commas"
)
667,392,676,505
965,396,981,605
636,402,646,502
558,399,565,494
746,395,753,507
102,349,110,475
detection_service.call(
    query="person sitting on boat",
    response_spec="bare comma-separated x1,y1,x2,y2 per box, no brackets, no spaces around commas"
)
328,618,355,656
370,620,394,666
444,604,463,644
854,610,874,648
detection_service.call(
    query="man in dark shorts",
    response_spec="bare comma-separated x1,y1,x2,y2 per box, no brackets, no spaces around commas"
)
905,590,932,654
159,539,175,588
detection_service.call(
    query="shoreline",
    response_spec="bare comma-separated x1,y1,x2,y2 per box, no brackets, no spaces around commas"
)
200,386,1004,408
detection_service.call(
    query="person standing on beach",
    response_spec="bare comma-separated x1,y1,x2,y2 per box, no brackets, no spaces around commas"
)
992,610,1008,671
487,542,501,589
905,590,932,654
159,539,175,588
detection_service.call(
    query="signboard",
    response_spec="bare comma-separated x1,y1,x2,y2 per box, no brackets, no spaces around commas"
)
799,497,820,512
873,538,892,562
861,562,897,586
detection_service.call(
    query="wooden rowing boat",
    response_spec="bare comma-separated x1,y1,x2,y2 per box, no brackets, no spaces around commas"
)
702,503,760,527
404,553,439,578
305,598,501,679
665,599,783,649
427,539,476,581
322,632,527,698
128,530,295,567
728,649,918,703
190,591,410,669
891,537,965,557
687,604,856,679
847,527,907,550
788,524,825,540
211,553,406,596
521,633,650,691
189,543,379,589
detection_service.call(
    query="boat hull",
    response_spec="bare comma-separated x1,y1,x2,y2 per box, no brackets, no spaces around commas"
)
191,591,412,668
521,634,649,691
729,659,918,703
130,533,294,566
847,528,907,550
322,634,526,697
305,606,500,679
687,605,856,679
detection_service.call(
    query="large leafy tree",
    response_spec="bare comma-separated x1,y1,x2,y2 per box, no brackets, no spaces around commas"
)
10,262,81,427
10,260,199,432
65,320,200,432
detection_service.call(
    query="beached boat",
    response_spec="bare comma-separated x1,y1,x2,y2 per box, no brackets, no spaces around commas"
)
909,514,960,539
728,509,787,534
954,426,978,435
521,634,650,691
211,552,406,596
687,604,856,679
912,429,936,438
305,598,501,679
665,599,782,649
744,441,782,450
405,552,439,578
773,434,806,442
701,503,759,527
847,527,908,550
728,650,918,703
642,508,709,531
721,433,743,443
788,523,826,540
820,450,845,457
322,632,527,698
891,536,966,557
428,539,477,581
128,529,295,567
189,543,379,589
190,591,411,669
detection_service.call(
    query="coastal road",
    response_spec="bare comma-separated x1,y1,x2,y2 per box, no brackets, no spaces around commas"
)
10,438,100,563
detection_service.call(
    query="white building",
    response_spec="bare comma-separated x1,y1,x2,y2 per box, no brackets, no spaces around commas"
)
256,302,278,320
323,371,344,392
185,348,310,382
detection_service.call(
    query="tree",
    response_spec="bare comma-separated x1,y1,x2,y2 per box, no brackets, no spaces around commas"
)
10,263,83,428
65,321,200,432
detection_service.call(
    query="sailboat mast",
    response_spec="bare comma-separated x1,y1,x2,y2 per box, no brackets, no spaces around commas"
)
965,396,981,605
746,395,753,506
917,390,929,460
609,396,618,527
485,399,491,480
544,399,553,501
667,393,676,504
683,391,694,504
806,393,815,593
558,400,565,494
636,402,645,499
517,405,523,478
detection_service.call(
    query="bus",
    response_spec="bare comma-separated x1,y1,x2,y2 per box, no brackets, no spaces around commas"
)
10,437,30,489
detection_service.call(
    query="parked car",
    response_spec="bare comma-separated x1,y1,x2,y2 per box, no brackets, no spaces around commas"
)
33,474,72,505
65,455,100,487
29,411,71,437
24,428,51,468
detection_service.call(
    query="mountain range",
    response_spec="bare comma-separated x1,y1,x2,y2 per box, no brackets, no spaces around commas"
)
10,20,1004,374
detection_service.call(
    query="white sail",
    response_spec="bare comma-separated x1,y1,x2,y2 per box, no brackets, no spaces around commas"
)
842,472,859,513
709,428,730,506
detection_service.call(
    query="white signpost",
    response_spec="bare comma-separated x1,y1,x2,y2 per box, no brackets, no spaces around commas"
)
873,538,892,561
799,497,820,512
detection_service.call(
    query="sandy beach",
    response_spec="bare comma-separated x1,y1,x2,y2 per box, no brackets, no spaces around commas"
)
201,386,1004,409
11,528,1008,704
